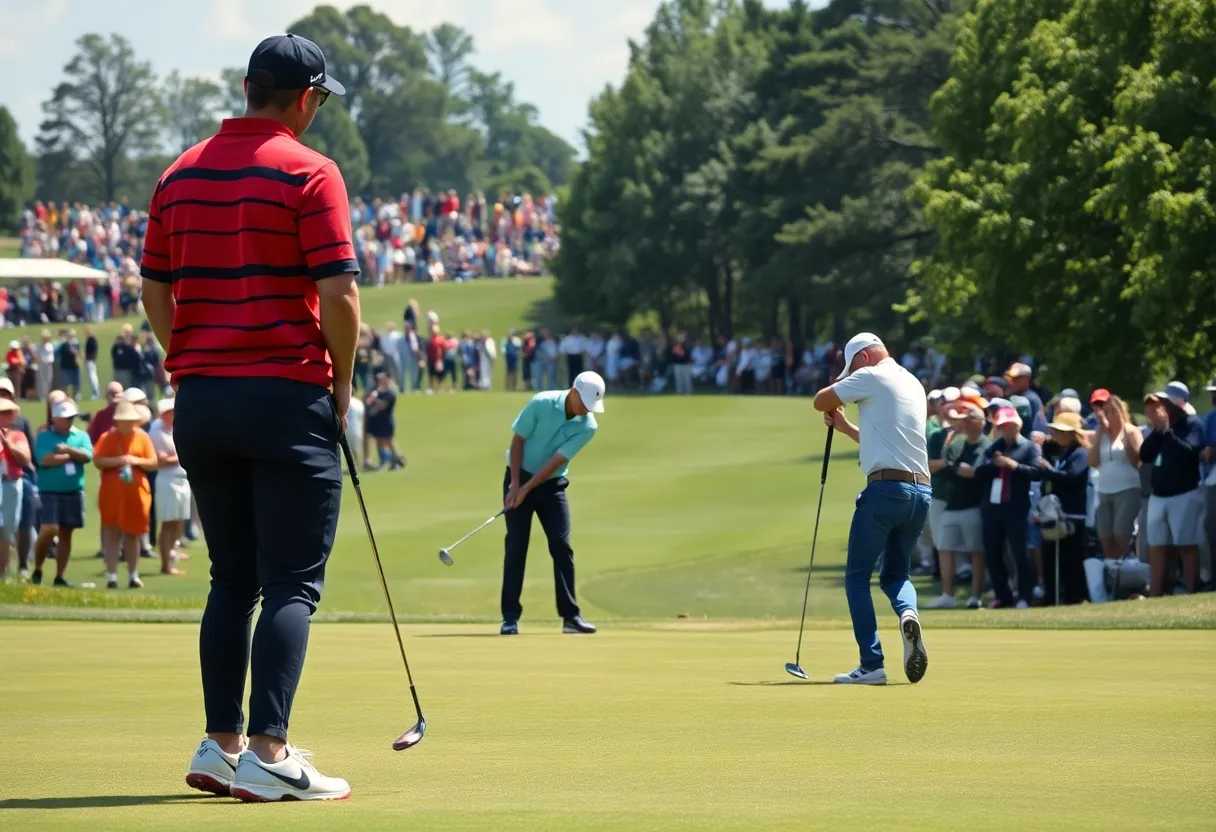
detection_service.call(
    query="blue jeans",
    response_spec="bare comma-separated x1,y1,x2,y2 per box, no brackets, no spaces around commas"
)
846,481,932,671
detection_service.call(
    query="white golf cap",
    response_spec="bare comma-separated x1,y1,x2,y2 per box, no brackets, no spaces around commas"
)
941,386,961,402
837,332,884,380
122,387,148,403
0,377,13,395
52,400,79,419
572,371,606,413
157,397,176,416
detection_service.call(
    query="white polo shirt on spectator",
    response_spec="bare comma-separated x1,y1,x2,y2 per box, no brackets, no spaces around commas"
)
560,333,586,357
834,358,929,477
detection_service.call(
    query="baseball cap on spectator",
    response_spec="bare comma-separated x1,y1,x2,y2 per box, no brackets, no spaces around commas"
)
7,340,18,350
52,400,78,419
1056,396,1082,414
0,378,13,396
1164,380,1189,404
982,376,1010,397
1005,362,1033,380
1058,388,1079,400
1089,388,1111,407
927,389,943,402
993,407,1022,428
122,387,148,404
941,386,961,403
837,332,883,380
946,402,986,423
157,398,176,416
1009,394,1032,423
988,397,1012,411
1145,390,1188,417
1048,411,1084,432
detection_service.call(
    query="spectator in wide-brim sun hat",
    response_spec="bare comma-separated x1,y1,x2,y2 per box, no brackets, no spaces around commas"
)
1037,411,1091,605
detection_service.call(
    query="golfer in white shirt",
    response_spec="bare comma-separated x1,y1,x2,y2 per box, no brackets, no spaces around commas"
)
814,332,931,685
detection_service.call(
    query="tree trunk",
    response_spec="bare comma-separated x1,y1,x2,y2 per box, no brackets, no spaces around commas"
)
705,269,721,342
721,265,734,339
787,296,803,350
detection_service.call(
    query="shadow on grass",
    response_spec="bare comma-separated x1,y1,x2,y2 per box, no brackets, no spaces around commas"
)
729,680,911,687
0,794,214,810
417,632,503,638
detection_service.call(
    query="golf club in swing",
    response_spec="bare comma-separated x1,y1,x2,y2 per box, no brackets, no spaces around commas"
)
339,435,426,751
785,426,834,681
438,510,505,565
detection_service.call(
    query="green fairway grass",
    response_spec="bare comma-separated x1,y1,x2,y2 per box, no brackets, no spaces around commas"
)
1,622,1212,831
0,237,19,259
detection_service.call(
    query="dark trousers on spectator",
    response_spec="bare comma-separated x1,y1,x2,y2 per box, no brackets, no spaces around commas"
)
500,467,580,623
175,376,342,740
147,470,157,547
981,504,1035,605
566,354,584,385
1041,525,1088,605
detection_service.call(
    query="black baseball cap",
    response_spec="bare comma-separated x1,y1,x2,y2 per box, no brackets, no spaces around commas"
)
247,33,345,96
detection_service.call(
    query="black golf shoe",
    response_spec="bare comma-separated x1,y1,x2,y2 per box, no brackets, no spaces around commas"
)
53,576,73,588
30,570,42,585
562,616,596,634
500,621,518,636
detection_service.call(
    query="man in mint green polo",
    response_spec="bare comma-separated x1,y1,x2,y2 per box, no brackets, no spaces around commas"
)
32,400,94,586
500,370,605,636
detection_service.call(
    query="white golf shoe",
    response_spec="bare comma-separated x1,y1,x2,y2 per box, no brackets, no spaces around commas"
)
185,739,239,796
900,610,928,684
230,745,351,802
833,666,888,685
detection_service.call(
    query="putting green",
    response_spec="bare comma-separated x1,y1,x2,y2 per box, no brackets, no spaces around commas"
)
1,622,1211,830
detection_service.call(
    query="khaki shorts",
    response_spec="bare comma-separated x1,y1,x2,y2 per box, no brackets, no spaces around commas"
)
1147,491,1205,547
1095,488,1140,540
925,499,947,548
938,507,983,553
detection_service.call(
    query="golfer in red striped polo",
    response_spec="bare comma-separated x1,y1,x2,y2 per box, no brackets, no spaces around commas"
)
140,34,360,803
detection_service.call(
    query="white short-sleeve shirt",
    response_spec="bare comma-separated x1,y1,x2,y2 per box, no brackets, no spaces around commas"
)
833,358,929,477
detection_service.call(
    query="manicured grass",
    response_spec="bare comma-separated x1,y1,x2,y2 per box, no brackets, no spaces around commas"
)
0,237,19,259
0,623,1211,830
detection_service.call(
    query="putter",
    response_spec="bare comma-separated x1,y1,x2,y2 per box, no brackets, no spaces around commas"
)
339,435,426,750
785,426,834,681
438,510,505,566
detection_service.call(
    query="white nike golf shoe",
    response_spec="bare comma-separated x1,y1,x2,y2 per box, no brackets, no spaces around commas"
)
833,666,888,685
230,745,350,802
185,739,240,796
900,610,928,684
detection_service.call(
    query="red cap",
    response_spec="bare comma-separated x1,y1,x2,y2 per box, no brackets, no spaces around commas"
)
1090,388,1111,406
993,407,1022,427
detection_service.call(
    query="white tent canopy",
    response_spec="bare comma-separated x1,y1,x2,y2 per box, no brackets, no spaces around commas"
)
0,258,108,281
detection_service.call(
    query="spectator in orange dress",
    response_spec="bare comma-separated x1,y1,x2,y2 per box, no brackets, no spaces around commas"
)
93,400,156,589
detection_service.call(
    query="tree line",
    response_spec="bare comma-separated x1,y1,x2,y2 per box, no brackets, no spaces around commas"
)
553,0,1216,394
0,4,574,228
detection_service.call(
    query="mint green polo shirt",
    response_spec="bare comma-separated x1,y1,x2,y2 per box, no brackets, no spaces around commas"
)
507,391,598,480
34,425,93,493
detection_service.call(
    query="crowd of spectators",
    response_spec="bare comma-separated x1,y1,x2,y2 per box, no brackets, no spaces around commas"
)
350,190,558,286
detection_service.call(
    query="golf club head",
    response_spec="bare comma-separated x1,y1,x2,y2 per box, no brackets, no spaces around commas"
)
785,662,809,681
438,548,453,566
392,717,426,751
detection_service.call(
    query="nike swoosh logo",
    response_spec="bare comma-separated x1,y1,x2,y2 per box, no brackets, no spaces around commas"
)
211,749,236,771
253,761,310,790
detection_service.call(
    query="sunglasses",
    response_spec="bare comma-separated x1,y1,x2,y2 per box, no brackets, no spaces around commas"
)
312,87,330,108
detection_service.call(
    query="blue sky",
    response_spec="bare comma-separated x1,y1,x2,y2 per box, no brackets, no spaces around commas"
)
1,0,794,152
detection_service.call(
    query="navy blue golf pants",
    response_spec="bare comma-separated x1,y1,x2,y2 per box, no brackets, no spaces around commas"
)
501,468,580,622
175,376,342,740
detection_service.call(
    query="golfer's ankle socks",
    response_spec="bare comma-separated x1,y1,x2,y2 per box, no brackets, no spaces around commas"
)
106,572,118,584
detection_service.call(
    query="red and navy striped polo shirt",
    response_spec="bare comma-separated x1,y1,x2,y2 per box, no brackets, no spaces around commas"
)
139,118,358,389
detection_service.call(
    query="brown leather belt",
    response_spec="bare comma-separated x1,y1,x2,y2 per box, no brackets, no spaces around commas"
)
868,469,930,486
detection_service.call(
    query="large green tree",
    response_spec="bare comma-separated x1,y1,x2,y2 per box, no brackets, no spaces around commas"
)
161,71,225,153
914,0,1215,392
0,107,33,233
37,34,162,202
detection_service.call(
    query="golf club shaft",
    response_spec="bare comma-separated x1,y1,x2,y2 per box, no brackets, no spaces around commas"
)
793,427,834,665
446,511,504,553
339,436,424,717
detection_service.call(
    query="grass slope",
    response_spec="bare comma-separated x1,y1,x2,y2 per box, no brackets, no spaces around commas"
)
1,623,1212,831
